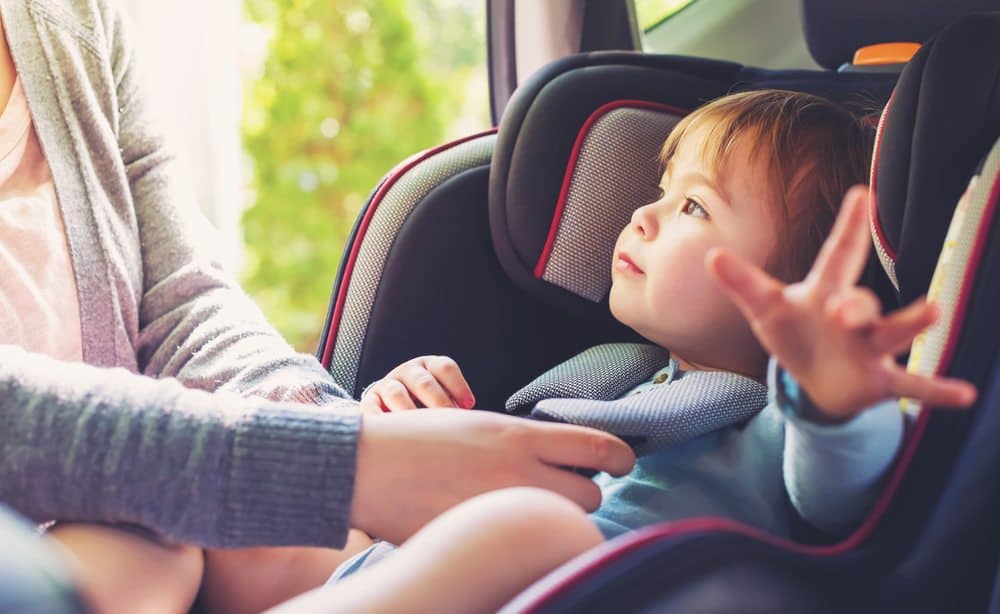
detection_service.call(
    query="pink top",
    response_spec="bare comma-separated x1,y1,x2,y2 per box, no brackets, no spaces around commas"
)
0,78,82,361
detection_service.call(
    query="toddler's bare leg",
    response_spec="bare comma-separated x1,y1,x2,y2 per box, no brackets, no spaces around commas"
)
198,529,375,614
267,487,604,614
48,523,203,614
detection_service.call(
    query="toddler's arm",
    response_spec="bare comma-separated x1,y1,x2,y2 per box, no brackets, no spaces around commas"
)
774,363,904,535
709,186,976,534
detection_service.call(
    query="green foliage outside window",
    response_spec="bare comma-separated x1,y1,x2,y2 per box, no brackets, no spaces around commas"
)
242,0,486,351
634,0,696,31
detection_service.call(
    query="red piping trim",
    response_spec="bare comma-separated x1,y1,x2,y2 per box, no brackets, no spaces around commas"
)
522,169,1000,612
870,93,898,262
320,128,498,370
532,100,690,279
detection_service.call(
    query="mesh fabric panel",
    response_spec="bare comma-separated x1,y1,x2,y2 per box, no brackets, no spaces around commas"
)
541,108,682,301
329,134,496,393
505,343,671,412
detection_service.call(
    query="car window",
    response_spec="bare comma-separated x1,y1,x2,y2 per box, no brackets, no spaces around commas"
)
634,0,696,31
635,0,819,70
241,0,489,350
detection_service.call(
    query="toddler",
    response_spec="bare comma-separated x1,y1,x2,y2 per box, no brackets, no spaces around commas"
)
333,91,977,593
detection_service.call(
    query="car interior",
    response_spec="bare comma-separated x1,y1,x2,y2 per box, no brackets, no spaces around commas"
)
317,0,1000,611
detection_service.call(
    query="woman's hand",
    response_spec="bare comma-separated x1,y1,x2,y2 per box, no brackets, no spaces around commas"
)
707,185,977,421
360,356,475,413
350,410,635,545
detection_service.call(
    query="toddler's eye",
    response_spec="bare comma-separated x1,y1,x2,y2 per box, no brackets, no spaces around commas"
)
680,197,709,219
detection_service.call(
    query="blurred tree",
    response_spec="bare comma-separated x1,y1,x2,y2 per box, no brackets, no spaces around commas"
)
242,0,486,351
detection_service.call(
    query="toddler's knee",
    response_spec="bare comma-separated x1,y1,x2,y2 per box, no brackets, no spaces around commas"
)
469,487,604,552
169,543,205,586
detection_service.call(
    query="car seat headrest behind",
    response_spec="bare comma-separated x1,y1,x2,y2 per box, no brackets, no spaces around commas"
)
489,53,738,318
870,12,1000,305
491,52,898,318
801,0,1000,70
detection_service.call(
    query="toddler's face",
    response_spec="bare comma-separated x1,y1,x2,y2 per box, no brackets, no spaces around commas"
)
609,126,778,375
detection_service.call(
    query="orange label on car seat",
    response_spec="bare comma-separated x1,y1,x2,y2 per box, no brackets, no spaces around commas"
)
853,43,921,66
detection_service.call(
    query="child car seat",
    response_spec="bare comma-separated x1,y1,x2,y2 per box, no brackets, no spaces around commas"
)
501,12,1000,614
319,53,897,411
317,3,999,613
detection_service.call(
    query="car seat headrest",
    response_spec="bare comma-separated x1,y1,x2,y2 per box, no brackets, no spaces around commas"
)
801,0,999,70
489,53,737,317
869,13,1000,305
491,53,897,317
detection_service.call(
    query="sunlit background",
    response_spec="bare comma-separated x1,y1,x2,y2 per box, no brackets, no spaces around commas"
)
119,0,807,353
123,0,488,352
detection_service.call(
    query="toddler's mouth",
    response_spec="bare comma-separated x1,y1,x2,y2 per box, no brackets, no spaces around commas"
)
615,252,644,275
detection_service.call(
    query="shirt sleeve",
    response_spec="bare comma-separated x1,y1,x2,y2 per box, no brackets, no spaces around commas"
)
771,360,906,536
0,344,360,549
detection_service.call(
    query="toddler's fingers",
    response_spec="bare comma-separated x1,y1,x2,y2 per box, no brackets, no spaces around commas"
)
399,364,457,408
808,186,871,292
426,356,476,408
826,287,881,330
380,379,419,411
359,390,387,414
886,366,978,409
706,247,785,320
872,300,940,356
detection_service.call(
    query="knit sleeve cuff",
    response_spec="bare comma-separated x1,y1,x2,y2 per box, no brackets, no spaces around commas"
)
769,358,845,426
222,404,361,548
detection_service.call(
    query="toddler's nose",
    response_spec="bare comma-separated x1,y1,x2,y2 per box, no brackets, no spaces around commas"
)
631,204,658,239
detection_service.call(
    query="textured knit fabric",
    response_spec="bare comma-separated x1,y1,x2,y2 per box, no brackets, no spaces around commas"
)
0,77,82,362
0,0,360,549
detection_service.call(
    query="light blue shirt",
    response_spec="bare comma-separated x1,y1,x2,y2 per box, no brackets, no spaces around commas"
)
591,359,905,539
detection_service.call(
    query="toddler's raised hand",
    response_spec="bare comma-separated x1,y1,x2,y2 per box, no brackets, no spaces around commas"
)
360,355,476,413
707,185,977,421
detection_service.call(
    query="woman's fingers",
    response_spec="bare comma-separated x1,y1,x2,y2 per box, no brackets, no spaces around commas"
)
533,465,604,512
885,365,978,409
706,247,786,321
530,421,635,479
808,186,872,292
425,356,476,409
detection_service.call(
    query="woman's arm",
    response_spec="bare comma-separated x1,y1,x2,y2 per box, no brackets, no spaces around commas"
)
0,344,360,549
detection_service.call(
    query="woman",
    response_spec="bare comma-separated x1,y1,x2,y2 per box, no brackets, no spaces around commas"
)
0,1,633,611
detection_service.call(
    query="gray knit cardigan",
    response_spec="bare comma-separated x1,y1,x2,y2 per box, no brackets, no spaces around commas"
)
0,0,361,549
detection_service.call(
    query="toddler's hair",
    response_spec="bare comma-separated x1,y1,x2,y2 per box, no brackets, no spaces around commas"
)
660,89,875,281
